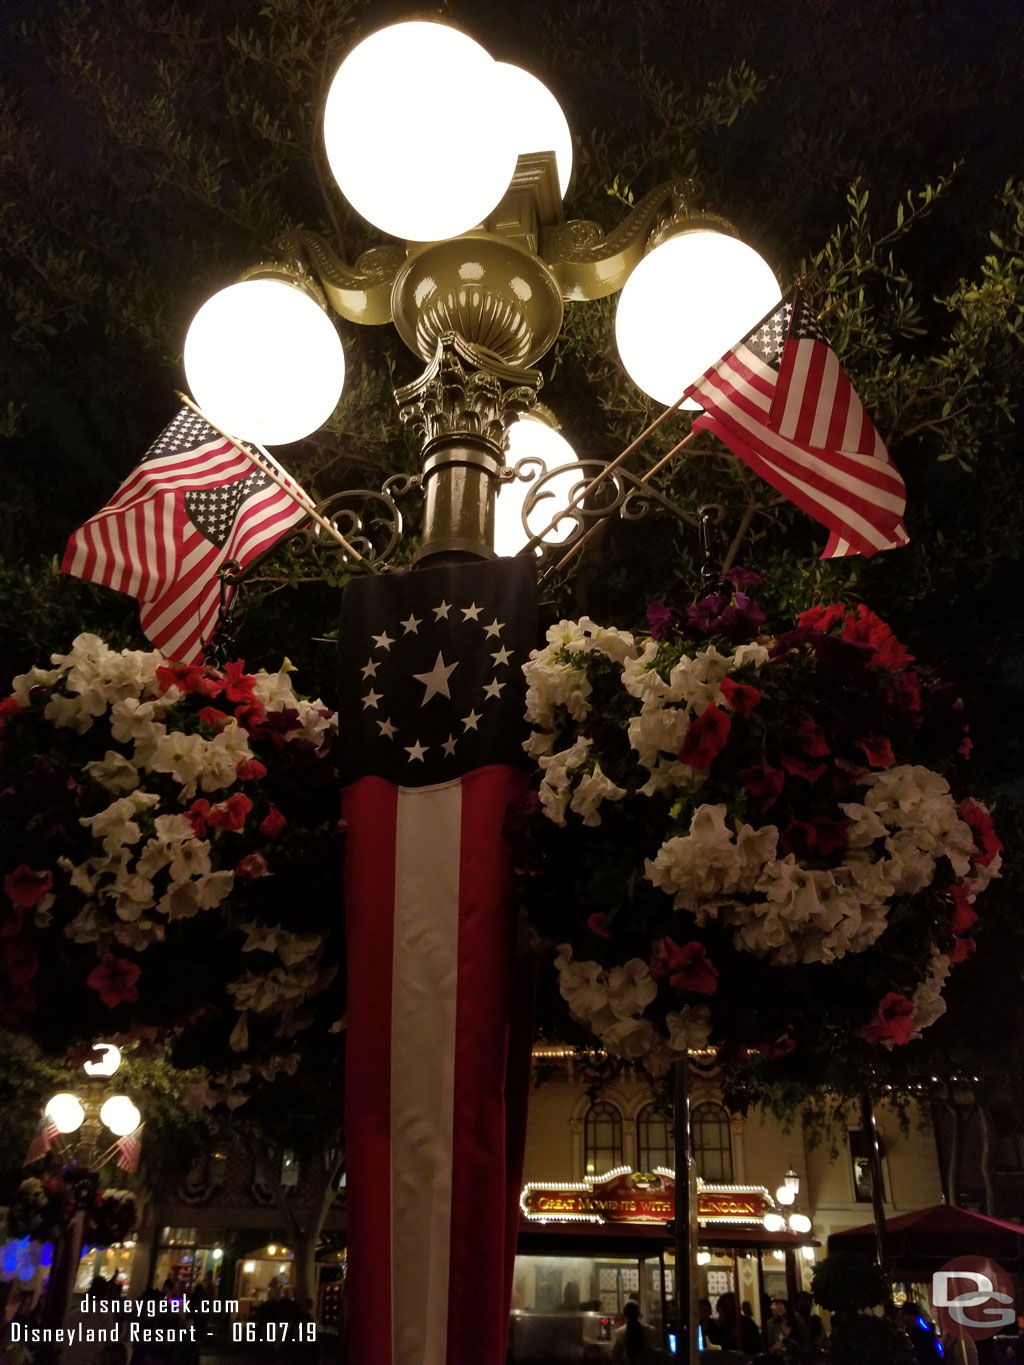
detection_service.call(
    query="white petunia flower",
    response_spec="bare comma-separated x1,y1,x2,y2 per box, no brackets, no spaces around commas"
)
569,764,628,826
84,751,141,793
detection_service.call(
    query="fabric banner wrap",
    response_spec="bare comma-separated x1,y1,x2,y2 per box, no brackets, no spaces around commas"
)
340,558,537,1365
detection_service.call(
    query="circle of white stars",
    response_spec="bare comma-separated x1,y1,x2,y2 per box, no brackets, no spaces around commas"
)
358,599,515,764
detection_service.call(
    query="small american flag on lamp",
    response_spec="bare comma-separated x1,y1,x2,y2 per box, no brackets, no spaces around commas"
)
685,290,909,558
62,407,308,664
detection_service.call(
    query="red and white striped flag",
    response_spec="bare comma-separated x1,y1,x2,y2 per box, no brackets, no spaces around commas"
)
685,291,909,557
115,1126,143,1173
340,558,536,1365
61,407,308,664
23,1116,59,1165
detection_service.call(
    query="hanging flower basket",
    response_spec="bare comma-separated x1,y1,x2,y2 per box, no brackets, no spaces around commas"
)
514,575,1000,1076
0,635,342,1078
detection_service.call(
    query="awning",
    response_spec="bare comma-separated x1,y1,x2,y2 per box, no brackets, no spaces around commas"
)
828,1203,1024,1275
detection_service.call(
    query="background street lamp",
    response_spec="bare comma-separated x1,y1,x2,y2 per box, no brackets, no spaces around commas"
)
33,1045,144,1339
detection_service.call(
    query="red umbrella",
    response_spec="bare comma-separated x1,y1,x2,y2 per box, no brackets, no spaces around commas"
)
828,1204,1024,1276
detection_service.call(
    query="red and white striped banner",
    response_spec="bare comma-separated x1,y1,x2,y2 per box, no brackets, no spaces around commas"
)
339,559,537,1365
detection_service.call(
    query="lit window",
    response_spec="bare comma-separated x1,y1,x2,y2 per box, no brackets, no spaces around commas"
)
636,1104,673,1171
584,1101,623,1175
691,1103,733,1183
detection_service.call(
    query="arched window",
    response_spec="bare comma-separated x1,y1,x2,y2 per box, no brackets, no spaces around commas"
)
636,1103,673,1172
691,1102,733,1182
583,1101,623,1175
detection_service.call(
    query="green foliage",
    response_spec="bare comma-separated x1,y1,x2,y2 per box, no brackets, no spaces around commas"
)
828,1312,916,1365
811,1252,888,1313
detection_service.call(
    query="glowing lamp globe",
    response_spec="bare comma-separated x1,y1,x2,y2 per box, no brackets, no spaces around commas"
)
100,1095,141,1137
762,1212,786,1233
45,1093,85,1134
324,23,519,242
615,230,781,408
83,1042,121,1077
497,63,573,197
788,1212,812,1235
184,280,345,446
495,416,578,556
775,1184,796,1206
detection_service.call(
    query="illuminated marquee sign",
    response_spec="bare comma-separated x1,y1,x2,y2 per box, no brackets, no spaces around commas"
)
521,1170,769,1226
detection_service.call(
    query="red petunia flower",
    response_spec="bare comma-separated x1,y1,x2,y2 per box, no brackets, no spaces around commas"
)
860,992,916,1046
780,817,850,859
678,703,732,770
779,752,827,784
87,954,142,1009
197,706,232,729
259,805,286,837
587,912,612,940
739,758,785,812
2,940,39,989
236,758,268,783
855,735,895,769
0,697,25,726
206,793,253,832
156,664,223,698
841,604,914,672
948,936,976,966
649,938,718,996
719,677,761,718
794,716,829,757
236,853,272,880
186,799,211,837
221,660,258,704
4,865,54,910
797,603,848,632
894,670,922,713
957,799,1002,866
234,699,267,730
949,885,978,937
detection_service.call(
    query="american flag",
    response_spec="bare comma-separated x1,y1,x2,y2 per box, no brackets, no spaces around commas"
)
61,408,308,663
115,1126,143,1173
23,1116,59,1165
685,291,909,557
339,558,536,1365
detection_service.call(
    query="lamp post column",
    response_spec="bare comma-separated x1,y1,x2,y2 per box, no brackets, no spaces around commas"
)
395,332,543,564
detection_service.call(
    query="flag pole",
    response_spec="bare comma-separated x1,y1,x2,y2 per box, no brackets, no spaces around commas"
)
541,428,699,581
524,390,693,554
176,393,377,571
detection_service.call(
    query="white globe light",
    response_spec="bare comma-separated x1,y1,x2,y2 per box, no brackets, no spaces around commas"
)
762,1212,787,1233
496,416,578,556
45,1093,85,1134
497,63,574,197
83,1042,122,1078
615,230,782,408
100,1095,141,1137
324,23,519,242
802,1246,816,1262
696,1250,712,1266
788,1212,812,1235
775,1184,797,1206
184,279,345,446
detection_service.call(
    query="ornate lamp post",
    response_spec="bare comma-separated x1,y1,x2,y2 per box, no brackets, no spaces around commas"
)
183,18,780,574
181,19,781,1362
